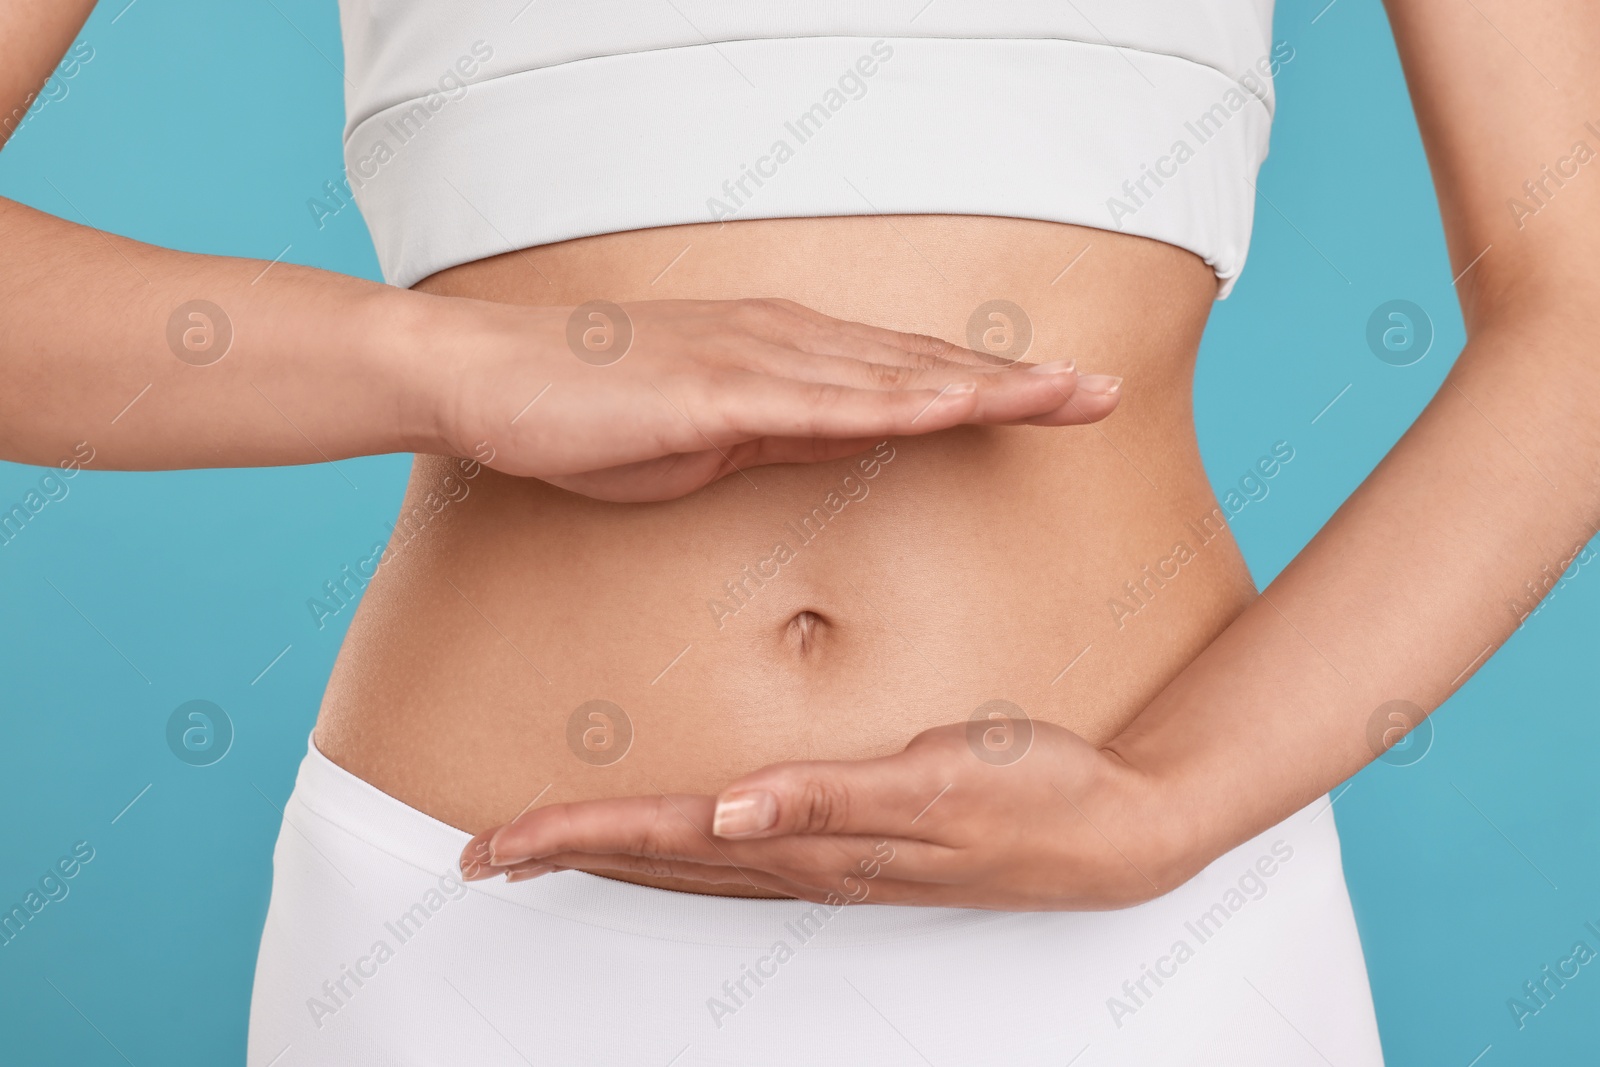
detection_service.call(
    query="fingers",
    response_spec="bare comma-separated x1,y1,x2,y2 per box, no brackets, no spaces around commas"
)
694,376,974,442
461,784,961,887
451,711,1153,911
1012,374,1124,427
502,852,815,897
773,351,1111,423
649,371,1118,465
740,340,1008,389
512,298,1122,496
707,367,1114,444
540,450,737,503
460,833,496,880
499,853,955,906
739,299,1127,425
722,435,883,470
469,835,968,906
746,319,991,374
709,746,961,842
748,297,1000,369
541,437,881,503
483,794,717,868
745,340,1076,402
479,794,922,879
499,853,954,905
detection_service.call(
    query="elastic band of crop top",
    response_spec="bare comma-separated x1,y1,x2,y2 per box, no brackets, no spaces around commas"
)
336,5,1279,298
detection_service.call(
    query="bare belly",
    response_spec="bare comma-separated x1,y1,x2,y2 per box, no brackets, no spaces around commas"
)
313,215,1256,896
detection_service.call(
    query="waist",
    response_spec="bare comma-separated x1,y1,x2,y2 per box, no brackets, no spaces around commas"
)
314,214,1254,895
251,738,1377,1067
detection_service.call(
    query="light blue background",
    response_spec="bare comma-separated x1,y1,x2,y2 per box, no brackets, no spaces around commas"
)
1,1,1595,1063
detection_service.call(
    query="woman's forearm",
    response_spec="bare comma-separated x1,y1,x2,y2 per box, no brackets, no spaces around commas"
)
0,191,1121,501
1109,294,1600,874
1116,0,1600,884
0,195,448,469
1,0,446,470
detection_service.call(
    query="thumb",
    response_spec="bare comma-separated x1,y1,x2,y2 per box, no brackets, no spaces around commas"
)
710,749,947,840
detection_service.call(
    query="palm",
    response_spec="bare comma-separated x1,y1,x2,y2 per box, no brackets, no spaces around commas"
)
543,449,730,502
542,436,874,502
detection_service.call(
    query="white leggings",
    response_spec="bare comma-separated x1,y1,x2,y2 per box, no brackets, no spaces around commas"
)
248,737,1385,1066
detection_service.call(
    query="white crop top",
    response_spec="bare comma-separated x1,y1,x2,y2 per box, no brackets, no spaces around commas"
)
336,2,1280,297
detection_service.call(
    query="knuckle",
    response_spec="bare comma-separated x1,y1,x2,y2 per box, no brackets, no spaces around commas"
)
544,806,579,851
806,381,847,412
678,381,736,439
905,333,958,363
639,797,680,856
793,777,851,833
720,301,766,333
865,361,914,389
734,297,785,328
910,721,965,756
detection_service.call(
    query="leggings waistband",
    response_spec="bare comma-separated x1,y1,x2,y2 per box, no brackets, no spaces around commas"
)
289,734,1013,948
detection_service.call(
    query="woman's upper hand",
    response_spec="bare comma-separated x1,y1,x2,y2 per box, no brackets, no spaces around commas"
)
433,296,1123,502
458,716,1196,911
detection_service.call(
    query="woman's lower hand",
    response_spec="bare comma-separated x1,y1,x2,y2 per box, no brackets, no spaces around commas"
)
459,716,1197,911
428,295,1122,503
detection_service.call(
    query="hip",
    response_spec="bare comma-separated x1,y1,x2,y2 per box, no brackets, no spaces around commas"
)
248,736,1382,1066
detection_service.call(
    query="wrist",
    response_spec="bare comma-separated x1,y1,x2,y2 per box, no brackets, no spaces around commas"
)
367,286,491,458
1098,736,1215,895
384,288,569,464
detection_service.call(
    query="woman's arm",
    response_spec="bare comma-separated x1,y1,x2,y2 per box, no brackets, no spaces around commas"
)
1108,0,1600,877
465,0,1600,905
0,193,449,470
1,1,1117,501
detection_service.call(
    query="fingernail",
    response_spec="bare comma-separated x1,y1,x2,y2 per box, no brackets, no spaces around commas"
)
487,832,535,868
1027,359,1076,375
1077,374,1123,397
505,864,555,884
460,859,498,881
490,850,535,868
713,791,777,838
459,837,496,880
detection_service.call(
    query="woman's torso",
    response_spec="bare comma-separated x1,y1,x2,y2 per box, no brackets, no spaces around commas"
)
313,214,1256,896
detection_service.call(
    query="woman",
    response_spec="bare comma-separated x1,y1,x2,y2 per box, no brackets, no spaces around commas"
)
4,0,1595,1063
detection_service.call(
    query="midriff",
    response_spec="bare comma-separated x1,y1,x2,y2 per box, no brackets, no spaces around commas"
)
313,214,1257,897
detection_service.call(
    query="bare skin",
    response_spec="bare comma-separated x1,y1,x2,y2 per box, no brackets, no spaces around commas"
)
6,0,1599,912
3,16,1109,500
316,215,1243,898
468,0,1600,908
